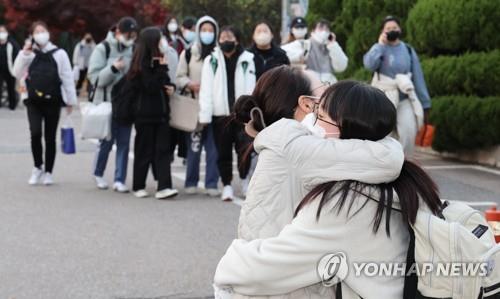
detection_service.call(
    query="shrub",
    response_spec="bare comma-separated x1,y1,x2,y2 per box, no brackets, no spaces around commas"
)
406,0,500,55
430,96,500,152
421,50,500,97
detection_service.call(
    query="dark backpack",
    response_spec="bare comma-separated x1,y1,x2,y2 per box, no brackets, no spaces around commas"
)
88,41,111,102
111,76,134,125
26,48,62,100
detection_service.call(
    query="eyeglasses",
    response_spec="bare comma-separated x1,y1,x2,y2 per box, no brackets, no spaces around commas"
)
313,107,340,128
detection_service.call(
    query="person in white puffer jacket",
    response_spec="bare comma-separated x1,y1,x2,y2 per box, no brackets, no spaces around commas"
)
214,80,443,299
213,67,405,298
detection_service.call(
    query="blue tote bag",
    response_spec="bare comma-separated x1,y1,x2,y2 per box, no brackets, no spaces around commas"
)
61,115,76,154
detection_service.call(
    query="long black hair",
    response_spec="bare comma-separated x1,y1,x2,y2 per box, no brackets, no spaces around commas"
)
164,16,181,42
295,81,442,236
128,26,162,80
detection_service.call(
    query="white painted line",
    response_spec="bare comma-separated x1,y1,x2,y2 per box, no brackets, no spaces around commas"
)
424,165,500,176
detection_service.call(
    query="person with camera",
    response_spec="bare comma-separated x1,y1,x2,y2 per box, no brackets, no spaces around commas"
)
363,16,431,155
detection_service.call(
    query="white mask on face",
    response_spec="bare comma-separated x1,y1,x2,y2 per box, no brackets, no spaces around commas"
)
183,30,196,43
292,28,307,39
301,113,326,138
312,30,330,44
34,31,50,46
118,35,135,48
168,22,178,33
0,32,8,42
254,32,273,47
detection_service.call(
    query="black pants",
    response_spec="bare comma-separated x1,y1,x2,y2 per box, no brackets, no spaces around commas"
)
76,68,88,95
26,101,61,173
133,122,172,191
0,71,18,110
169,128,188,160
212,116,253,186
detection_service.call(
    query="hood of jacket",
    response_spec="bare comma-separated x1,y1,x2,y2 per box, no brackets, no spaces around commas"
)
193,15,219,52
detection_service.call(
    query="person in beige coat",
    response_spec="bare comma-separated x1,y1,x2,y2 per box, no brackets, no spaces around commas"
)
214,80,443,299
176,15,220,196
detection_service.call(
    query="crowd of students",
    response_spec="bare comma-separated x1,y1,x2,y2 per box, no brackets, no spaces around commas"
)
2,14,431,202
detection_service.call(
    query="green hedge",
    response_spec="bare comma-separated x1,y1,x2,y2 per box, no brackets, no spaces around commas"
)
421,50,500,97
430,96,500,152
406,0,500,55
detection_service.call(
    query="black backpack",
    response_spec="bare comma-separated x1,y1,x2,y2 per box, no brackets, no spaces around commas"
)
26,48,62,100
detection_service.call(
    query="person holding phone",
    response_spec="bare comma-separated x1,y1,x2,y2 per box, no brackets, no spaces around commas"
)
124,27,178,199
12,21,76,185
87,17,138,192
304,19,348,84
363,16,431,155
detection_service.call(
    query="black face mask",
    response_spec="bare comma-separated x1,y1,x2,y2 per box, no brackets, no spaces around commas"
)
85,37,92,43
220,41,236,53
386,30,401,42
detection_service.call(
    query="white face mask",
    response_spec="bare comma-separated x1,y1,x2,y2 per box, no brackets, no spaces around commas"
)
0,32,8,42
168,22,178,33
200,32,215,45
312,30,330,44
301,113,326,138
183,30,196,43
254,33,273,47
159,37,169,53
34,31,50,46
118,35,135,48
292,28,307,39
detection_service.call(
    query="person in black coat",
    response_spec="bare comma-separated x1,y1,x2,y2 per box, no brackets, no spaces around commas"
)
124,26,178,199
0,25,20,110
248,21,290,80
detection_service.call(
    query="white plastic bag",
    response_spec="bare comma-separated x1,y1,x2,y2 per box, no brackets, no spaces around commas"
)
80,101,112,140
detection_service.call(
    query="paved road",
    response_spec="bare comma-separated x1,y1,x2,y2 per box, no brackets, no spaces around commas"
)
0,106,499,299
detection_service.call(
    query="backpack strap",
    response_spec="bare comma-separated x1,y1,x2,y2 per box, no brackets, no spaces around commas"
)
89,41,111,103
403,225,418,299
102,41,111,60
185,47,192,65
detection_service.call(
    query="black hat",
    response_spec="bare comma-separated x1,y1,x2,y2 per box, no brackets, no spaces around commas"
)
118,17,138,33
182,16,197,29
290,17,307,29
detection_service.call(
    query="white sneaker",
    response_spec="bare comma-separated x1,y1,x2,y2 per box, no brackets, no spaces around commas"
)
43,173,54,186
28,167,44,185
184,186,198,195
155,188,179,199
206,188,220,197
94,176,109,190
113,182,129,193
221,185,234,201
133,189,149,198
241,177,250,197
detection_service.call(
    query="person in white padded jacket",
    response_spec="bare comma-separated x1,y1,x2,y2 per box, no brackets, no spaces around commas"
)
215,67,404,298
214,80,443,299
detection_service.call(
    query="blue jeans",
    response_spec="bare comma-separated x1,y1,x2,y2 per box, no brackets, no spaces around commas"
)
94,121,132,183
185,124,219,189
